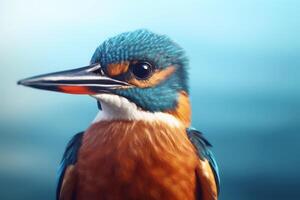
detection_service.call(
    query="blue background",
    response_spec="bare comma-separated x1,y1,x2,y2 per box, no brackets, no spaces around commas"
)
0,0,299,199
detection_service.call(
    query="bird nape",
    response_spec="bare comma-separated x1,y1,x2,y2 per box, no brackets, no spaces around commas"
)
18,29,220,200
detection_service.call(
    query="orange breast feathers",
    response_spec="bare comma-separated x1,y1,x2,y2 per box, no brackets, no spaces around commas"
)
74,120,200,200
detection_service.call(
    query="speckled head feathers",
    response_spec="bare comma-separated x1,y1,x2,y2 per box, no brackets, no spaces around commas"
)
91,29,188,72
90,29,190,113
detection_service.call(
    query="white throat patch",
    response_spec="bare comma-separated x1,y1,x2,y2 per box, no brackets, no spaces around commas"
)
92,94,181,127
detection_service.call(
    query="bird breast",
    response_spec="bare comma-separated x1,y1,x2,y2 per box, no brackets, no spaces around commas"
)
75,120,199,200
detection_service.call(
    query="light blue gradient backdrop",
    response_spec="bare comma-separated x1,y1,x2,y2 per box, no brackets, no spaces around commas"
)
1,0,299,199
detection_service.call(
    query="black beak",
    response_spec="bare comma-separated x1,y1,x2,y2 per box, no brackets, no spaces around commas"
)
17,63,130,94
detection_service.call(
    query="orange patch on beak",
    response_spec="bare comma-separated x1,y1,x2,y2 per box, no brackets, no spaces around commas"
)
59,86,95,94
107,61,130,77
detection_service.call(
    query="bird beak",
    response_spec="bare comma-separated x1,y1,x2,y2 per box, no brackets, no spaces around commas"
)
17,63,130,95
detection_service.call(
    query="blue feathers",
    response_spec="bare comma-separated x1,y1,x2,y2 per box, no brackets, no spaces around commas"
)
56,132,83,200
186,128,221,195
115,73,180,112
90,29,190,112
91,29,188,71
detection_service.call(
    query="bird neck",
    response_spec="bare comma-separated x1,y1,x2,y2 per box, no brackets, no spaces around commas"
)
92,93,186,127
166,91,191,127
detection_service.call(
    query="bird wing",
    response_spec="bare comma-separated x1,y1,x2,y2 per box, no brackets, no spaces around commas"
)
56,132,84,200
186,128,220,200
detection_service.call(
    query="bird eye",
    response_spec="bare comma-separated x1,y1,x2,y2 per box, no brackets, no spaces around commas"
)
130,61,154,80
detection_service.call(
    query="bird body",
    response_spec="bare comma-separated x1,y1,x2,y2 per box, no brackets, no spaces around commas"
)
75,120,197,200
18,29,220,200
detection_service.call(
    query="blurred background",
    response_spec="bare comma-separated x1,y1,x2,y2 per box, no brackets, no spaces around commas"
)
0,0,299,199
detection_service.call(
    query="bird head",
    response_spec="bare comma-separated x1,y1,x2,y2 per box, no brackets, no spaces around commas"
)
18,30,191,126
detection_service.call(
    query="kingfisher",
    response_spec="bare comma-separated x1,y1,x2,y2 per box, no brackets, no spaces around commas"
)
18,29,220,200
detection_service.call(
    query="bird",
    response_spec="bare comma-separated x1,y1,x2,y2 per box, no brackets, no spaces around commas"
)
18,29,220,200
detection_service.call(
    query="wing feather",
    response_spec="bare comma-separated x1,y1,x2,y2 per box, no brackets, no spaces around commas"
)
56,132,84,200
187,128,220,199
